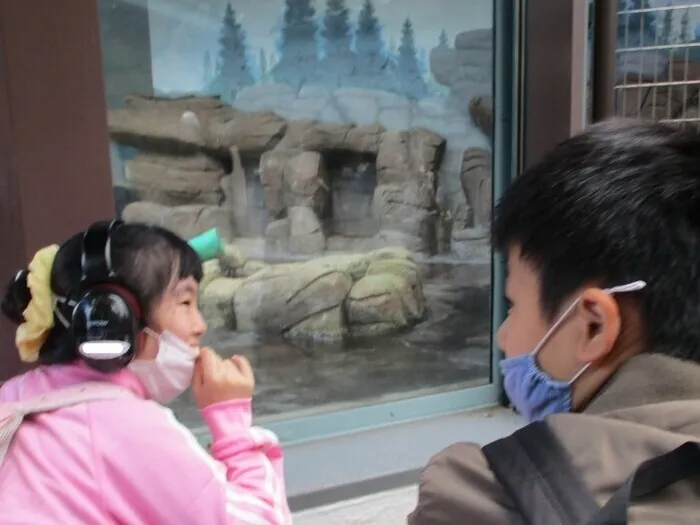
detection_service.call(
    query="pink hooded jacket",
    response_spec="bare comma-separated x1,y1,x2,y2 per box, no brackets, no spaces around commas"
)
0,362,291,524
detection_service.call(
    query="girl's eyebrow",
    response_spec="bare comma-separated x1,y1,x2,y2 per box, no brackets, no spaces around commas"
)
174,281,197,295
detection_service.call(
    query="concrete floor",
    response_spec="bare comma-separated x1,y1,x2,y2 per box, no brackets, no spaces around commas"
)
294,486,418,525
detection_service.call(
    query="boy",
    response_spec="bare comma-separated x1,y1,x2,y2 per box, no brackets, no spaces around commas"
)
409,119,700,524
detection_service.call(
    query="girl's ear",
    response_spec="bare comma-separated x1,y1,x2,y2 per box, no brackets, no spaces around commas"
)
136,329,159,361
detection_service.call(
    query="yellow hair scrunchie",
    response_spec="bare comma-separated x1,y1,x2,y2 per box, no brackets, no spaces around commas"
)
16,244,59,363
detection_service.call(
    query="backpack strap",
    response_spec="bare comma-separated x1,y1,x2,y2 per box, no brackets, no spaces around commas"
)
482,420,600,525
0,382,134,468
588,440,700,525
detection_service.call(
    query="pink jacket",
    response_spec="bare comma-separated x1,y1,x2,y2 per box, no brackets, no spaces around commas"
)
0,362,291,524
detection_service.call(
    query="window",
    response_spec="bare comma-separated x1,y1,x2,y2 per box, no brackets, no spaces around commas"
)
613,0,700,129
99,0,513,443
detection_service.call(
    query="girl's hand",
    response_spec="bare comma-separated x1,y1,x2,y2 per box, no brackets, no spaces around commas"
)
191,347,255,408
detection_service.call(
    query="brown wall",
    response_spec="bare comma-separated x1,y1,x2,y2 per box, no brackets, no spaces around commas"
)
0,0,115,379
522,0,585,169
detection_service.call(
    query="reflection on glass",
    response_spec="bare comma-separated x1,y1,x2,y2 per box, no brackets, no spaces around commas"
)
613,1,700,129
99,0,495,427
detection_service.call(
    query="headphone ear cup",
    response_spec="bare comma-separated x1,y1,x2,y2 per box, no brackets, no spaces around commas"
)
72,287,140,373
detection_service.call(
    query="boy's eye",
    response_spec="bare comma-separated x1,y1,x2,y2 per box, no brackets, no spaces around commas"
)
181,299,193,307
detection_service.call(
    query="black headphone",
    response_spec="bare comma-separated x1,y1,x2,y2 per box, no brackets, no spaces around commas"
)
71,220,143,373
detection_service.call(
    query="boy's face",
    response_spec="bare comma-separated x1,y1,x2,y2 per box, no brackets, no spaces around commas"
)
497,245,640,410
497,246,584,381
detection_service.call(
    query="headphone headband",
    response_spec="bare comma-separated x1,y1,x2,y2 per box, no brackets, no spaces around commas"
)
81,220,123,288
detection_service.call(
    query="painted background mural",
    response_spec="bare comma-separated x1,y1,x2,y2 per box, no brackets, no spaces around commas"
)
101,0,495,421
146,0,490,98
108,0,494,253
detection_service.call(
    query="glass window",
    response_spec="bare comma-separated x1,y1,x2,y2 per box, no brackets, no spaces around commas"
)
99,0,506,441
613,0,700,128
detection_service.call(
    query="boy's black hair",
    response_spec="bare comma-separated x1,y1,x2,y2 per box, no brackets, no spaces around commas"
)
493,118,700,361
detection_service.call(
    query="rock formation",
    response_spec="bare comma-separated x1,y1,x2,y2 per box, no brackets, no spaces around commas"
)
429,28,493,118
429,28,494,254
110,95,447,256
198,245,426,341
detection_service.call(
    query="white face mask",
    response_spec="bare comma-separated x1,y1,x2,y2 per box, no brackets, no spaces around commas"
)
127,329,199,404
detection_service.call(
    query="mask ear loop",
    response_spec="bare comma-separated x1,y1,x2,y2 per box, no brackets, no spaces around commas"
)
605,280,646,294
530,299,580,358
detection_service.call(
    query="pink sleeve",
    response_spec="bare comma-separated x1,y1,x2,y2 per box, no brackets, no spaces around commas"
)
91,398,291,525
200,398,291,524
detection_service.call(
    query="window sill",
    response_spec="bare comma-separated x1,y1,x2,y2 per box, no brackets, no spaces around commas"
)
285,405,523,512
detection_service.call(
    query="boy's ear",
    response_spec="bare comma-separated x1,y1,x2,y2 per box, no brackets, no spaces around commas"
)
576,288,621,364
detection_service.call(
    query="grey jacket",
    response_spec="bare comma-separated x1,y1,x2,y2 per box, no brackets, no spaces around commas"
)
408,353,700,524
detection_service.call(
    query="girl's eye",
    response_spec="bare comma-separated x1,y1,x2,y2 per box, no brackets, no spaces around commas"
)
181,300,192,307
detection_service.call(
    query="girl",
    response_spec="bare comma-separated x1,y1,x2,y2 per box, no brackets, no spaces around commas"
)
0,221,291,524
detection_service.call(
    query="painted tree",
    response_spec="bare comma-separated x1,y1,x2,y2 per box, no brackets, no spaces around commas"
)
202,50,213,90
395,17,427,100
322,0,352,57
618,0,657,46
636,0,657,46
387,37,397,61
438,29,449,48
680,8,691,43
417,47,428,74
660,1,674,44
315,0,356,87
352,0,387,89
259,48,268,82
211,3,254,102
271,0,318,90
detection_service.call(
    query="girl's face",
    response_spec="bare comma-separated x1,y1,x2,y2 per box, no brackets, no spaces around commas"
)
137,276,207,360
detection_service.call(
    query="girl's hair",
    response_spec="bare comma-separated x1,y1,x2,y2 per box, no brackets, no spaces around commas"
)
1,223,203,364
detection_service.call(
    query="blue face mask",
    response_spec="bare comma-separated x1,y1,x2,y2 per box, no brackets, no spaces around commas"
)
499,280,646,422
